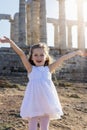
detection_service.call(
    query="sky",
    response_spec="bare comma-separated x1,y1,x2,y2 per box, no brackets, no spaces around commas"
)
0,0,87,48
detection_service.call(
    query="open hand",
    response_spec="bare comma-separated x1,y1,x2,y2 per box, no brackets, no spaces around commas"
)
81,51,87,57
0,36,11,43
77,50,87,57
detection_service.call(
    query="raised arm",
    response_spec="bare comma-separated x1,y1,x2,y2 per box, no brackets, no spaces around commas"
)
82,50,87,56
0,36,32,73
49,50,83,73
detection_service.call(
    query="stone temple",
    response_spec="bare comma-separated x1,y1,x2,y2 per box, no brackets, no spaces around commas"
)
0,0,87,82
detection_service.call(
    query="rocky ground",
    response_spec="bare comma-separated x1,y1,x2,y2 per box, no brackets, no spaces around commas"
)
0,76,87,130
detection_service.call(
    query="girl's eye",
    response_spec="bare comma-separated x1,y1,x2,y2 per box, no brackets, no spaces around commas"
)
34,54,38,56
40,54,44,56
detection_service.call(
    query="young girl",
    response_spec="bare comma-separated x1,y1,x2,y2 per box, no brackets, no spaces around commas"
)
0,36,84,130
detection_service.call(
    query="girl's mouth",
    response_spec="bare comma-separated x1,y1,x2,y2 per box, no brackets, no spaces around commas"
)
36,60,42,63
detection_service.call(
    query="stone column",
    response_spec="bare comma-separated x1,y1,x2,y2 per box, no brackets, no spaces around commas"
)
39,0,47,43
77,0,85,49
68,24,72,49
58,0,66,50
26,0,40,45
14,13,19,44
30,1,40,44
10,19,15,41
53,23,59,47
19,0,26,46
26,3,31,45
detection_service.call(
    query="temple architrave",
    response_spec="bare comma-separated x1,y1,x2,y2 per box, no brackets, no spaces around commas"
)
0,0,87,82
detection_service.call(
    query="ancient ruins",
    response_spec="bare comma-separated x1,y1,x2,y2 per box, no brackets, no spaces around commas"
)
0,0,87,82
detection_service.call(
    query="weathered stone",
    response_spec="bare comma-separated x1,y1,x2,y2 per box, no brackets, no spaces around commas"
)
0,47,87,82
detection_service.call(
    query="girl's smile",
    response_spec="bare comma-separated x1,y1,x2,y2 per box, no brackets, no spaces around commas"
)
31,48,47,66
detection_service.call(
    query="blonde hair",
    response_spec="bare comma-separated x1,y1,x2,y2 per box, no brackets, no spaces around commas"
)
28,43,52,66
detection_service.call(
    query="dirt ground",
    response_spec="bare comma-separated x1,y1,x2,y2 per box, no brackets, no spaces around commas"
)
0,78,87,130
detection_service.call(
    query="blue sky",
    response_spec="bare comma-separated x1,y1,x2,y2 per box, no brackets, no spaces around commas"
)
0,0,19,17
0,0,19,37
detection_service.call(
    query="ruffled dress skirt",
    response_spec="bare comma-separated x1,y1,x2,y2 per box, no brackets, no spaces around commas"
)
20,66,63,120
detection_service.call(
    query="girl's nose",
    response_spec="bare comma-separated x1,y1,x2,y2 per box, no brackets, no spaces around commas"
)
38,56,41,59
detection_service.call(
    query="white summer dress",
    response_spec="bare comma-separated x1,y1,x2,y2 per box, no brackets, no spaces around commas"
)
20,66,63,120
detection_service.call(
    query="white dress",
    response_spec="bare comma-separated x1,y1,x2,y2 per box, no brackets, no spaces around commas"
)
20,66,63,120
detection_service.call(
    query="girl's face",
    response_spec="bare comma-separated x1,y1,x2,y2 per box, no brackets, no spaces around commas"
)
31,48,47,66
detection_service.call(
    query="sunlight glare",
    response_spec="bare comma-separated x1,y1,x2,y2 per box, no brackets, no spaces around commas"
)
83,2,87,21
66,0,77,20
47,23,54,47
72,26,78,48
46,0,58,18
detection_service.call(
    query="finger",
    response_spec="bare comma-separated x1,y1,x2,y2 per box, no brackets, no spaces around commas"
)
4,36,9,40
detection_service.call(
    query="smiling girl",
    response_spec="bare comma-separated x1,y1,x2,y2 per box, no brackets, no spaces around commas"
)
0,36,84,130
